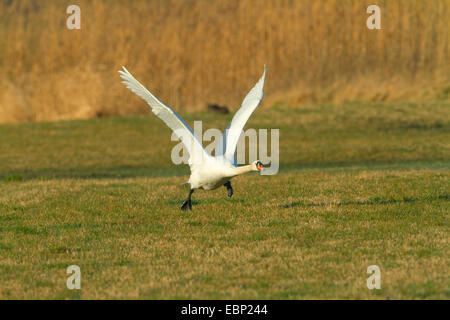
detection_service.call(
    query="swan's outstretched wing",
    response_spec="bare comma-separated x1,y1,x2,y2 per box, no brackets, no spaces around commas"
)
119,67,209,166
215,67,266,164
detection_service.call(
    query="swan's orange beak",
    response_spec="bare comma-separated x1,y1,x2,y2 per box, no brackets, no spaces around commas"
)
257,162,263,171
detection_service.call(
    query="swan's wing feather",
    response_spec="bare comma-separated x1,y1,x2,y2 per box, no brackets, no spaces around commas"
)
119,67,208,165
215,67,266,164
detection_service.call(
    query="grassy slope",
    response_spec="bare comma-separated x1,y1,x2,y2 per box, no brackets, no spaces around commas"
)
0,101,449,299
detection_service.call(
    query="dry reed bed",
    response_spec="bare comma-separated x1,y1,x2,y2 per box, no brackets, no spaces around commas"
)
0,0,449,123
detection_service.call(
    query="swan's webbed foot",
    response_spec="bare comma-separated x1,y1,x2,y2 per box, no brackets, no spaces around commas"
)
181,189,194,211
180,199,191,211
224,181,233,198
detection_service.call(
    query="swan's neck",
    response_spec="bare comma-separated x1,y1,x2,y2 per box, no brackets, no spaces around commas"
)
227,164,255,177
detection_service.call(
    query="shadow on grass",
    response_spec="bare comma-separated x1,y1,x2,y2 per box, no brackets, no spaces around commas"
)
280,159,449,173
280,194,449,208
0,159,447,182
0,165,189,182
168,198,246,206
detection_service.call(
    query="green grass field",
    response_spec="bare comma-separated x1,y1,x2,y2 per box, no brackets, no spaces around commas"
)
0,101,449,299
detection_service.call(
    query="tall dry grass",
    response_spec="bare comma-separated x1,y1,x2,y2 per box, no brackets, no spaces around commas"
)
0,0,449,123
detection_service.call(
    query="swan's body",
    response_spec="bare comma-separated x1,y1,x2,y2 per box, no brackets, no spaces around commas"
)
189,157,258,190
119,66,266,209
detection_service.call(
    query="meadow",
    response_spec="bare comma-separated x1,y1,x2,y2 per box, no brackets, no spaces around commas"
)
0,100,448,299
0,0,449,301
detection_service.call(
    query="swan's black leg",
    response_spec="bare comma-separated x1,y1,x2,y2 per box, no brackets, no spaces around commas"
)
181,189,194,211
224,181,233,198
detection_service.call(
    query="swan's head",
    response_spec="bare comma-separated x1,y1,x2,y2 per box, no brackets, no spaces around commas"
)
253,160,264,172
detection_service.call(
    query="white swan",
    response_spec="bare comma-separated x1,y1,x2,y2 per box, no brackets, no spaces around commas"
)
119,66,266,210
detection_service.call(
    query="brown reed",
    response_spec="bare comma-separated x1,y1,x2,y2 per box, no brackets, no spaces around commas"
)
0,0,449,123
